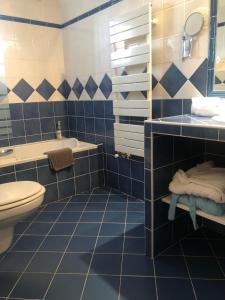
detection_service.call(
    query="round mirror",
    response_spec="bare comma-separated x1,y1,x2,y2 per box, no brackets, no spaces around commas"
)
184,12,204,37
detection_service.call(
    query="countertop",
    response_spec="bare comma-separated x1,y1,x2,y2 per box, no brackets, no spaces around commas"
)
145,115,225,142
146,114,225,129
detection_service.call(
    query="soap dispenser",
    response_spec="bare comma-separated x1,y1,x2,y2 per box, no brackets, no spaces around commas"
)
56,121,63,140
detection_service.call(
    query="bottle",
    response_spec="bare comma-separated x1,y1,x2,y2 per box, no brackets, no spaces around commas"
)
56,121,63,140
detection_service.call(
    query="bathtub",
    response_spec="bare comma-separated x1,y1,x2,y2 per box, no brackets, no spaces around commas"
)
0,138,97,168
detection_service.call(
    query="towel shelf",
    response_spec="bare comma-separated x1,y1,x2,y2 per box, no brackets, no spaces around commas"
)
162,196,225,226
112,73,150,85
113,82,149,93
111,54,150,69
110,14,149,36
111,44,150,61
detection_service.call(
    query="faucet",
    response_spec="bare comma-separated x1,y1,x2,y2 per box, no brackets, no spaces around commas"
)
0,148,14,157
56,121,63,140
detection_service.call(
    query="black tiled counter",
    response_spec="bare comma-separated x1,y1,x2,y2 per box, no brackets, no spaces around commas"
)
149,115,225,141
144,115,225,258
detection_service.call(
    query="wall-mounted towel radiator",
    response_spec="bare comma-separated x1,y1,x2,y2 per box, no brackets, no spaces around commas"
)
110,3,152,158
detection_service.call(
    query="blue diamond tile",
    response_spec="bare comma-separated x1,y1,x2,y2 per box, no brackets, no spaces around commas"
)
215,76,222,84
58,80,71,99
189,58,208,96
85,76,98,99
0,82,10,96
36,79,55,100
141,91,148,98
99,74,112,99
13,79,34,101
143,66,148,73
160,64,187,97
121,70,129,99
73,78,84,99
152,75,158,89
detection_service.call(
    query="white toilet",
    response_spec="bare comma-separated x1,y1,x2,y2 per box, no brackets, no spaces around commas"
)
0,181,46,253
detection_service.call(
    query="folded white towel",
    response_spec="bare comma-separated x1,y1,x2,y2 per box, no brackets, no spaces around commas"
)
169,161,225,203
191,97,224,117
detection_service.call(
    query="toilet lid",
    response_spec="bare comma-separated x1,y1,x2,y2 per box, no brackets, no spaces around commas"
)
0,181,43,207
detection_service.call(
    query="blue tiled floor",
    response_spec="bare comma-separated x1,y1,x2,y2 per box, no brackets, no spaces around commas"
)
0,187,225,300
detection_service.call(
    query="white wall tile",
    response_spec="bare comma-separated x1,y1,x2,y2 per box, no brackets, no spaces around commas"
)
174,80,202,98
0,0,62,24
163,3,185,37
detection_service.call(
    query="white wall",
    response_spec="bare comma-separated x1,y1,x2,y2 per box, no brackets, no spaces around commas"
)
61,0,210,100
59,0,108,23
151,0,210,99
218,0,225,23
0,0,211,103
0,1,65,103
0,0,62,24
62,0,150,100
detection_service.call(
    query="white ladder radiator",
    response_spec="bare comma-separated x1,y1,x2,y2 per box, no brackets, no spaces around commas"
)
110,3,152,158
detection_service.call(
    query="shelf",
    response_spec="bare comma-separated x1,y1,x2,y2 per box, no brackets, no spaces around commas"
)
162,196,225,226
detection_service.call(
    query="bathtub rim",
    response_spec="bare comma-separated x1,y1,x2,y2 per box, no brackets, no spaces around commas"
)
0,139,98,168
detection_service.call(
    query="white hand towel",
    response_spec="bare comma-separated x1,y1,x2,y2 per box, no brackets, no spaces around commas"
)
191,97,224,117
169,161,225,203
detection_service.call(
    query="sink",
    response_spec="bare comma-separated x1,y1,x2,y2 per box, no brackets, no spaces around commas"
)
212,115,225,123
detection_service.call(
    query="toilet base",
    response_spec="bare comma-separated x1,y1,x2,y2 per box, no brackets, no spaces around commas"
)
0,227,14,254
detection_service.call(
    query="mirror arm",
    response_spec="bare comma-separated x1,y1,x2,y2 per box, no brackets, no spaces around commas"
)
182,34,193,60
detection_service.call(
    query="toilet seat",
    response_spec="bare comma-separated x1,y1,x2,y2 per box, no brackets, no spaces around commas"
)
0,181,45,211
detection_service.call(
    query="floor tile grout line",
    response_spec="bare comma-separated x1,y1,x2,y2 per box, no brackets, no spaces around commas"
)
6,195,74,299
9,235,144,239
5,250,225,259
19,219,144,225
42,189,95,299
117,194,128,300
152,255,159,299
203,229,225,278
179,240,198,300
2,270,225,281
79,189,112,300
0,251,149,255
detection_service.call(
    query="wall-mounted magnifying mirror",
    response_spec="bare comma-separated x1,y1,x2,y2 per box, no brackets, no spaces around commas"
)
182,12,204,60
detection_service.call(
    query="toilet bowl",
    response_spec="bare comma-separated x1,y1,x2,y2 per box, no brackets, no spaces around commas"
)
0,181,46,253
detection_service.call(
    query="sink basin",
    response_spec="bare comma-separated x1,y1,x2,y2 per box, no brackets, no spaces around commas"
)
212,115,225,123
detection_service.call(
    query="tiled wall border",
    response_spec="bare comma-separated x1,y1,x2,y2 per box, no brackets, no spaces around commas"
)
1,0,209,102
1,67,207,103
62,0,122,28
1,79,72,103
1,74,113,103
0,0,122,29
0,14,61,28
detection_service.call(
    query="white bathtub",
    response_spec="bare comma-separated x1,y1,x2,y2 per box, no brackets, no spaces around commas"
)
0,138,97,168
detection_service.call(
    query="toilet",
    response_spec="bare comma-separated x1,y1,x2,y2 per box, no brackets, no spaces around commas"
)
0,181,46,253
